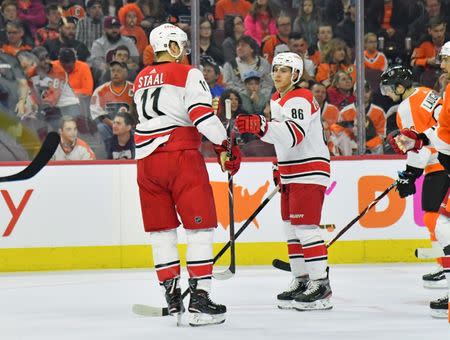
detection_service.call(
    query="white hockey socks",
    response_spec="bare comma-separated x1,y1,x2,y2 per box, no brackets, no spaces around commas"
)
435,215,450,284
186,228,214,292
294,225,328,280
283,221,308,278
149,229,180,284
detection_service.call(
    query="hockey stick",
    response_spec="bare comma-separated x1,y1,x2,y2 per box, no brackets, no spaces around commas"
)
213,99,236,280
0,132,59,183
272,180,399,272
415,247,444,259
132,185,280,317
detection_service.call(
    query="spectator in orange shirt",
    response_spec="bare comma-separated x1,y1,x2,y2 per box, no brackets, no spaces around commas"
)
35,4,61,46
311,82,339,149
0,20,32,56
309,23,333,66
244,0,278,46
262,13,291,64
215,0,252,30
364,32,388,72
411,16,448,87
55,47,94,98
118,2,148,56
316,38,356,87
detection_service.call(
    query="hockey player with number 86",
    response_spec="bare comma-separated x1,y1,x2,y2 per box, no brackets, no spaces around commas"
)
236,52,332,311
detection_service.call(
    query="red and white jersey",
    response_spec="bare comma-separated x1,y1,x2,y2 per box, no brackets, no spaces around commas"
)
264,88,330,187
133,62,227,159
396,87,444,174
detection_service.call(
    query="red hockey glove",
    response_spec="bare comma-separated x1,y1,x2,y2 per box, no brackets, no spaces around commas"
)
213,140,242,176
235,114,268,137
388,129,427,154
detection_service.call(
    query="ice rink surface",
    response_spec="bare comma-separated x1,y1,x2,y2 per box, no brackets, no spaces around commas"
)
0,264,449,340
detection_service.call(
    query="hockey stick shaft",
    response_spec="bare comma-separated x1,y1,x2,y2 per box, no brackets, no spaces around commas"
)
0,132,59,183
273,180,399,271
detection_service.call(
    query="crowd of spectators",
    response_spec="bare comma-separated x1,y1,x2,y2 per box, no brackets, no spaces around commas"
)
0,0,449,160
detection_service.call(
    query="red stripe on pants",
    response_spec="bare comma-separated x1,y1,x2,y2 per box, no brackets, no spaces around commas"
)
187,263,213,278
288,243,303,256
303,244,327,259
156,264,180,283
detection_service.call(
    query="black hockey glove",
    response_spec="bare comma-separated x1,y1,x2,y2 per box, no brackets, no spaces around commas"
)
396,166,423,198
438,152,450,174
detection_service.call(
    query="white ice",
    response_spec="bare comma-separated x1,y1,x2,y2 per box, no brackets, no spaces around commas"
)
0,264,449,340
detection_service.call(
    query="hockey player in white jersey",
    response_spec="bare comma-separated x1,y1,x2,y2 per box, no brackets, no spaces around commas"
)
133,23,241,326
236,52,332,311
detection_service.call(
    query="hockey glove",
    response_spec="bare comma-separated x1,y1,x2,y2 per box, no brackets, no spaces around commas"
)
235,114,268,137
388,129,428,154
396,166,423,198
213,140,242,176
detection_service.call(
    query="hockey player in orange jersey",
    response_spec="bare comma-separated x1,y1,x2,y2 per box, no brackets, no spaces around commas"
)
388,42,450,320
236,52,332,311
380,65,449,290
133,23,241,326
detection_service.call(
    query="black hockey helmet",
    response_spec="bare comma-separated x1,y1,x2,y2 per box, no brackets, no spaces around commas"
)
380,65,414,95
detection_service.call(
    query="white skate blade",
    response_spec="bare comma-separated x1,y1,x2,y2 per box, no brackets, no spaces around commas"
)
213,269,234,280
176,312,183,326
293,297,333,311
189,312,226,327
132,304,165,317
430,309,448,318
423,280,448,289
277,299,294,310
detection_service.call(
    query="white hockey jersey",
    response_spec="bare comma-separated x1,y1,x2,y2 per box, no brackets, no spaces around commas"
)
133,62,227,159
262,88,330,187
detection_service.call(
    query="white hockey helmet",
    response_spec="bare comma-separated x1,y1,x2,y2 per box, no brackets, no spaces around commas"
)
272,52,304,85
149,23,190,59
439,41,450,59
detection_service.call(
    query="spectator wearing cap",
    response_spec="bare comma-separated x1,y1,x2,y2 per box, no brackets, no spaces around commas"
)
90,60,134,142
240,70,269,116
75,0,104,50
44,16,90,62
223,35,273,98
0,20,32,56
199,18,224,65
16,0,46,37
35,4,61,46
201,55,225,101
56,47,94,98
90,16,139,72
60,0,86,21
118,3,148,56
100,45,138,83
262,13,291,64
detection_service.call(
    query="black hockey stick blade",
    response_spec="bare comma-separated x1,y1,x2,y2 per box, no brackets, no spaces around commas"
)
272,259,291,272
0,132,59,183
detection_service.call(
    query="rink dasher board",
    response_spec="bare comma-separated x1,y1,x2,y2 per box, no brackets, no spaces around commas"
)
0,158,433,271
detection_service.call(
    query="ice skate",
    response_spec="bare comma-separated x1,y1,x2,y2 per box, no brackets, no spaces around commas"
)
430,295,449,318
277,276,308,309
188,279,226,327
422,265,447,289
293,277,332,311
162,277,184,325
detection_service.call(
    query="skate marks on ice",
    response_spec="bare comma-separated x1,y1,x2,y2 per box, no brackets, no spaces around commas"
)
0,266,448,340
